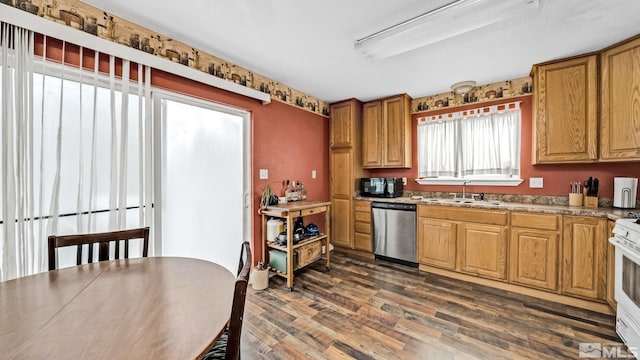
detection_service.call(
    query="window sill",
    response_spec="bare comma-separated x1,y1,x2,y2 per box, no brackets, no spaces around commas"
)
414,178,524,186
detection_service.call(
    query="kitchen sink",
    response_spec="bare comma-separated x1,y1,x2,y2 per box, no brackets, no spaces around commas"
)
421,198,502,206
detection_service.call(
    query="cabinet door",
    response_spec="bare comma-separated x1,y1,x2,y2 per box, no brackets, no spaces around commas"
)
532,55,598,163
509,228,558,291
417,218,457,270
331,198,352,248
601,36,640,160
382,95,411,168
330,149,352,198
458,223,508,280
562,216,606,300
330,101,354,148
606,220,617,309
330,149,353,248
362,101,382,168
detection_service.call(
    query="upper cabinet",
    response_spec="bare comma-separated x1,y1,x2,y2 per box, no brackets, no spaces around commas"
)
362,101,383,167
362,94,412,168
330,100,358,148
531,34,640,164
600,35,640,161
531,55,598,164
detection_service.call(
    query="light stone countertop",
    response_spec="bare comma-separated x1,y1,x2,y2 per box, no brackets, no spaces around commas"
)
354,195,636,221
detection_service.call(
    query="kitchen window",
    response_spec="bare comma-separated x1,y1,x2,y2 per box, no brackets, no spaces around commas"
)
416,102,523,186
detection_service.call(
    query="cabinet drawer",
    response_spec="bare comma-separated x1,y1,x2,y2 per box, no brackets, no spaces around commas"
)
355,221,371,234
511,212,560,231
354,211,371,223
353,200,371,213
354,232,372,252
301,206,327,217
296,241,322,268
419,205,508,226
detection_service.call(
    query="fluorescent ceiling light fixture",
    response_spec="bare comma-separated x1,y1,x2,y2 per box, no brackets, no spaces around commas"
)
354,0,539,61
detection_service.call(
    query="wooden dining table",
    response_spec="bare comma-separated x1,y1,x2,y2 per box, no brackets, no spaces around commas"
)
0,257,236,359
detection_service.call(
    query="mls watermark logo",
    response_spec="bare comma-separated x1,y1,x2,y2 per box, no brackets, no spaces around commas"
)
579,342,638,358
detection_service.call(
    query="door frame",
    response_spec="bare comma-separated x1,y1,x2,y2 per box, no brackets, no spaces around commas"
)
151,89,252,256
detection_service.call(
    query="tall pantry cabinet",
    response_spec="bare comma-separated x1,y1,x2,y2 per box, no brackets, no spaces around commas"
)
329,99,364,249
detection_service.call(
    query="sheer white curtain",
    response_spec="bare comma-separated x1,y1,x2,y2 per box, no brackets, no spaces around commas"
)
417,103,521,178
0,22,153,280
459,105,521,176
1,23,36,281
417,116,458,177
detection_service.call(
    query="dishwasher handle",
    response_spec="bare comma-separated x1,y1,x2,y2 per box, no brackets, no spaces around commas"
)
371,202,416,211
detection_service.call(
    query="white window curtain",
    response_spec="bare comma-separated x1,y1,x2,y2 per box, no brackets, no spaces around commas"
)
417,116,459,177
0,22,153,281
418,103,521,178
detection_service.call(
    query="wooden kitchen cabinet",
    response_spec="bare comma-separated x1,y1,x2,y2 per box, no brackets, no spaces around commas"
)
330,100,356,148
362,101,383,167
458,223,508,280
531,54,598,164
362,94,412,168
417,218,457,270
562,216,607,300
418,205,508,279
353,200,372,252
509,212,561,291
329,99,363,249
606,219,617,309
600,35,640,161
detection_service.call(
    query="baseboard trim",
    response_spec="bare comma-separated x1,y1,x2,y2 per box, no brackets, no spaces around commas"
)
333,246,375,260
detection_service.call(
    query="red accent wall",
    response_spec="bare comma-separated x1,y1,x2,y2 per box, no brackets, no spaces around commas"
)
152,71,330,263
36,36,330,264
367,96,640,199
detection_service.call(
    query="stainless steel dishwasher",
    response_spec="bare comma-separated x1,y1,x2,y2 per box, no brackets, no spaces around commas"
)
371,202,417,266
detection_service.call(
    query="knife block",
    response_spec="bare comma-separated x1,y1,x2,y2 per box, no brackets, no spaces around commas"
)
584,196,598,208
569,193,583,206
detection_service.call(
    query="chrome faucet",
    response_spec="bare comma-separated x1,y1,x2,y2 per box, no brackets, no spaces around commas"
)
462,180,471,199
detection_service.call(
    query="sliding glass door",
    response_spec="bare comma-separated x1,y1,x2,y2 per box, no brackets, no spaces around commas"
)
154,91,251,273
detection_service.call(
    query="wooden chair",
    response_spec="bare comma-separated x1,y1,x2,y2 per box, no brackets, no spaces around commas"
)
47,227,150,271
202,241,251,360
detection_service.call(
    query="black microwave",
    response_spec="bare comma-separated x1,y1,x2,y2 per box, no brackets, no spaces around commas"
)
360,178,403,198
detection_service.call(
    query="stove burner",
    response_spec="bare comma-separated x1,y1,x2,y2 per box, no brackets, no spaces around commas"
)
628,212,640,223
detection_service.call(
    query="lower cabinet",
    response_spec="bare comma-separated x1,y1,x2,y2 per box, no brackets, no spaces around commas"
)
562,216,607,301
416,205,616,312
417,218,456,270
353,200,372,252
458,223,508,280
509,212,560,291
417,206,508,280
331,198,353,248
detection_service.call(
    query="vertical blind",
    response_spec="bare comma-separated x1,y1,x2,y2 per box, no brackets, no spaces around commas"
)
0,22,153,280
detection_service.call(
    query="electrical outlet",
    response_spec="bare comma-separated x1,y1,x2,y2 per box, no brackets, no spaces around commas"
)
529,177,543,188
259,169,268,180
312,170,317,179
402,177,407,185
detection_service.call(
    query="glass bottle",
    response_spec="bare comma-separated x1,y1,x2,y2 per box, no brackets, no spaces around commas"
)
300,182,307,200
285,180,293,201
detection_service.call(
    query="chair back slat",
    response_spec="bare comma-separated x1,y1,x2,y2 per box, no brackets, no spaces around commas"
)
48,227,150,271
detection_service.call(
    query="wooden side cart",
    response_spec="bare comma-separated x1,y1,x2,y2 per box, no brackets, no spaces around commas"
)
261,200,331,290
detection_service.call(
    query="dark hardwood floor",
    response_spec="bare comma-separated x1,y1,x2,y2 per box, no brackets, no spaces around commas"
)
242,252,624,359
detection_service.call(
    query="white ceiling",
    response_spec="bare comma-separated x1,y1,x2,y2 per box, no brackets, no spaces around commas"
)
82,0,640,103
